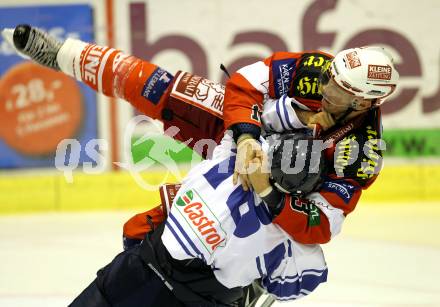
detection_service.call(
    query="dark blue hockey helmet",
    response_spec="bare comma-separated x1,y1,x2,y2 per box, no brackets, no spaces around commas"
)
267,132,325,195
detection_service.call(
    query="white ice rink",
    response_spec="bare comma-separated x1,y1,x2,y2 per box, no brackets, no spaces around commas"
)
1,203,439,307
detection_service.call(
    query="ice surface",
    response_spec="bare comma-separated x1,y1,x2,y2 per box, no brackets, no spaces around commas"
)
1,204,439,307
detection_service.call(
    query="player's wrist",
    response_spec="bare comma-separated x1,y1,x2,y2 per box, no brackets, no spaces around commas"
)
237,133,254,144
258,186,273,197
250,172,271,194
237,134,257,151
260,187,284,216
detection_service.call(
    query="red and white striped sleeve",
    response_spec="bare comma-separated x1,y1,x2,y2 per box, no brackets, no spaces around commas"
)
56,38,171,119
223,60,270,130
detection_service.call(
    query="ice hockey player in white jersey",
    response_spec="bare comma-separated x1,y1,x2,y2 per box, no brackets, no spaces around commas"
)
162,133,328,300
65,131,328,307
3,24,329,307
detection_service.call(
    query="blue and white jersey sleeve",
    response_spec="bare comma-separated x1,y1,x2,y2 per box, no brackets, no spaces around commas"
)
261,95,307,133
257,238,328,300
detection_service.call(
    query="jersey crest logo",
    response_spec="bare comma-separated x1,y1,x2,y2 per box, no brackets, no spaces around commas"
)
272,58,296,98
170,72,224,117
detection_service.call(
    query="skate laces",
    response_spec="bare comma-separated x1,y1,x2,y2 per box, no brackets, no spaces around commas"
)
22,27,62,70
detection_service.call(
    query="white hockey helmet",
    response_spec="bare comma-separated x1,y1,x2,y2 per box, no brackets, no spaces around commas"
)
321,46,399,105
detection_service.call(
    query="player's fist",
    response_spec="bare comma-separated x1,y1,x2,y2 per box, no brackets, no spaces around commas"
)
233,135,262,191
247,150,271,195
307,111,335,131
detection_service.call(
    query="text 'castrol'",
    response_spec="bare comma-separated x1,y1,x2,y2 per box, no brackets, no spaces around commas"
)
176,190,226,253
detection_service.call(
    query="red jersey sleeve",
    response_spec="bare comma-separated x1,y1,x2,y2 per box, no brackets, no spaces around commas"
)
57,39,174,120
273,178,362,244
223,60,270,130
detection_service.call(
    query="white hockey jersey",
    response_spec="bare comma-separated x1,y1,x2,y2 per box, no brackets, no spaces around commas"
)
161,134,328,301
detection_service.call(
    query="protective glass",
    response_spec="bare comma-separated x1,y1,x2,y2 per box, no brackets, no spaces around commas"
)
319,64,362,109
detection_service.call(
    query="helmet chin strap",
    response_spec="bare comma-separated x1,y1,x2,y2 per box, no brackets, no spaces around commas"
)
333,107,354,123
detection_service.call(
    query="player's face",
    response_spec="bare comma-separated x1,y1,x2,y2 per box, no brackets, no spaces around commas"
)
320,78,372,115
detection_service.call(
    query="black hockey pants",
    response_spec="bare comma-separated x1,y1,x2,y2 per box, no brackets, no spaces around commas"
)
68,223,243,307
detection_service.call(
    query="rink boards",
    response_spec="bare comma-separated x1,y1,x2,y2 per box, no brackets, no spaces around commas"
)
1,163,440,214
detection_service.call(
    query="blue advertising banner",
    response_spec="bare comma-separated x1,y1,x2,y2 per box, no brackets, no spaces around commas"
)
0,4,97,168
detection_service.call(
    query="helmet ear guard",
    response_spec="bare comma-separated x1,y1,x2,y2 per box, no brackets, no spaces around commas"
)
267,132,325,196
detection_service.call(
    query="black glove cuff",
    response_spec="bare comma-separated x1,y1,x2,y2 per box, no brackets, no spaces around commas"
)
261,189,285,217
230,123,261,143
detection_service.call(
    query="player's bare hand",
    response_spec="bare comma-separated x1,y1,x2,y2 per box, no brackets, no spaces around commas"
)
233,136,261,191
247,150,271,195
307,111,335,131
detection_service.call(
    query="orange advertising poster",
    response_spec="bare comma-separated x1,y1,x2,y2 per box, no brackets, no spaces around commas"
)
0,4,95,168
0,62,83,156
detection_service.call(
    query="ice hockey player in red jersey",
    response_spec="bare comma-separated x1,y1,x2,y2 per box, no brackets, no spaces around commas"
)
2,23,399,307
223,46,398,244
3,24,399,247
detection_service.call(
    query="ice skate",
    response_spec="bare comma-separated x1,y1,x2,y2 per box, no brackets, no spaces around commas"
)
9,24,62,70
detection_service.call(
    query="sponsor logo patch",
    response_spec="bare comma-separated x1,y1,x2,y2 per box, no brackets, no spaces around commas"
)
322,181,357,203
272,58,296,98
367,64,392,80
175,189,226,253
141,67,173,105
292,53,332,100
345,51,361,69
170,72,224,117
81,44,109,88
